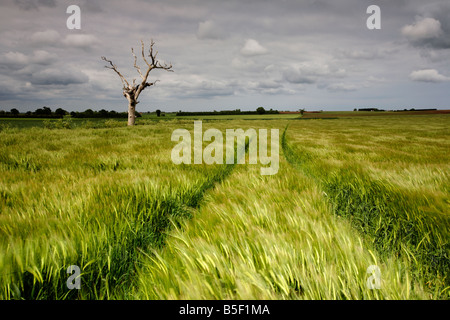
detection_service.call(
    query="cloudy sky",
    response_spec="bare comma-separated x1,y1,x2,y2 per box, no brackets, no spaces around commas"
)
0,0,449,112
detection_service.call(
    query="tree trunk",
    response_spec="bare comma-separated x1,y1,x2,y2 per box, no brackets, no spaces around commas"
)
127,99,136,126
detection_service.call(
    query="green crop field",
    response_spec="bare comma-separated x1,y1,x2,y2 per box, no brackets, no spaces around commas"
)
0,114,448,300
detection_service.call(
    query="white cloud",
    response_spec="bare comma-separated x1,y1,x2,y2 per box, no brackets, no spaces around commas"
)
31,50,57,65
367,76,386,83
409,69,450,83
338,49,386,60
323,83,359,92
30,29,60,46
283,62,346,84
196,20,226,40
401,18,442,41
63,34,98,49
0,50,57,70
296,62,332,76
0,51,29,68
240,39,268,56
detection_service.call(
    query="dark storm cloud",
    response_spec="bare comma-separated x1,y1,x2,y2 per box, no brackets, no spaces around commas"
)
394,1,450,53
30,68,89,85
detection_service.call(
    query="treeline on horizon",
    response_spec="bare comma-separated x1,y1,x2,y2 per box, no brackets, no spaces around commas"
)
0,107,134,119
175,107,279,116
0,107,278,118
0,106,441,119
356,108,438,112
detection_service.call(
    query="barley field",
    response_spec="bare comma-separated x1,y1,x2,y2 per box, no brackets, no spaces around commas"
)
0,114,448,299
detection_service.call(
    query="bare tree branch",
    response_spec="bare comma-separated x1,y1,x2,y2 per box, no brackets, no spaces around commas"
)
132,40,172,100
101,56,130,88
131,47,145,81
141,39,151,67
149,40,157,66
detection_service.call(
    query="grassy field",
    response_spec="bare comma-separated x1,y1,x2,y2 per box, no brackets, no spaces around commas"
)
0,117,128,129
300,110,450,118
0,114,448,299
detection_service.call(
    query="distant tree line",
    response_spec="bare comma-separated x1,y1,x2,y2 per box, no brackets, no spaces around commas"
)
355,108,438,112
0,107,140,119
392,108,437,112
69,109,139,119
356,108,385,112
176,107,279,116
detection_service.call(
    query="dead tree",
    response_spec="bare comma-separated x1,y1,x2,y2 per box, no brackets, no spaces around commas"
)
102,40,173,126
